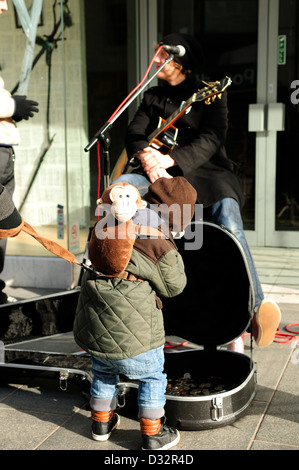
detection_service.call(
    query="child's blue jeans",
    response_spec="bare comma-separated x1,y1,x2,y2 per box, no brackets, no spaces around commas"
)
90,346,167,419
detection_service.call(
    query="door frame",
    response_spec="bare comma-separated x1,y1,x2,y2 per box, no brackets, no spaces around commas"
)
265,0,299,247
245,0,277,246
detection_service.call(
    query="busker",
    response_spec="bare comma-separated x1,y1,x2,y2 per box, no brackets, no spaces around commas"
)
112,32,281,348
73,177,197,450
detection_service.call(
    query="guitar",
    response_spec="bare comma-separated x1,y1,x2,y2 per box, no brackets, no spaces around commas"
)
111,76,232,179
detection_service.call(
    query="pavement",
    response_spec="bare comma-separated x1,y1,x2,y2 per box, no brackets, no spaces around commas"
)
0,247,298,456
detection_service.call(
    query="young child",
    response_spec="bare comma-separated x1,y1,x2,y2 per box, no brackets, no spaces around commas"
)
73,177,197,450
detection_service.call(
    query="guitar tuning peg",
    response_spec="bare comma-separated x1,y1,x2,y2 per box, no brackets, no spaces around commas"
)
212,95,216,102
217,93,222,99
205,98,211,105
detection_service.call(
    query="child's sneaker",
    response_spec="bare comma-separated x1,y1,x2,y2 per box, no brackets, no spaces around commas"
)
140,417,180,450
252,299,281,347
91,411,120,441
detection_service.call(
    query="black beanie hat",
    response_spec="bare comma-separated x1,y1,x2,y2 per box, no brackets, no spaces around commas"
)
0,185,22,232
160,33,204,73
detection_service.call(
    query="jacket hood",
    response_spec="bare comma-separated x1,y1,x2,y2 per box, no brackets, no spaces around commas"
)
143,176,197,232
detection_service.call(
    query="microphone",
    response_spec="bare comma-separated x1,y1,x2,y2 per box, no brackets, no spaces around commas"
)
163,44,186,57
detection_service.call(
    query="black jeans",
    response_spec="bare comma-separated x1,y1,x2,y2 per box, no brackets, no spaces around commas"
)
0,146,15,286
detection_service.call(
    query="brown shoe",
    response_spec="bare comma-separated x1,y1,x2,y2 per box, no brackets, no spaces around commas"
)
252,299,281,347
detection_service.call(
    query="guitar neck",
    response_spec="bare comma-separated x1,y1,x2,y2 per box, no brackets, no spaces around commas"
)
147,77,231,144
148,94,196,142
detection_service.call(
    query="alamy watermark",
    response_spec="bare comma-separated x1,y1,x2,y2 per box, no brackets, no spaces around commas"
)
95,202,204,250
290,80,299,104
290,337,299,365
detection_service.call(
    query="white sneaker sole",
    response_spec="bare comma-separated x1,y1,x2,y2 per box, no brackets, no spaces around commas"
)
142,431,180,450
92,414,120,441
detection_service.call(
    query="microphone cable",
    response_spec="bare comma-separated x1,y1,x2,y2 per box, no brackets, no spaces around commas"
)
96,140,101,219
108,45,164,122
274,323,299,343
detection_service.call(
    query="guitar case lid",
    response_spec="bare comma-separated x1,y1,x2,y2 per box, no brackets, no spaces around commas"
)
163,221,255,348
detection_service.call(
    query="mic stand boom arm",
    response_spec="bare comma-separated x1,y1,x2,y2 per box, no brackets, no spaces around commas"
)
84,54,175,189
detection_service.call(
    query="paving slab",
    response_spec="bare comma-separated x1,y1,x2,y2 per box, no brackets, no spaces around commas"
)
0,298,298,453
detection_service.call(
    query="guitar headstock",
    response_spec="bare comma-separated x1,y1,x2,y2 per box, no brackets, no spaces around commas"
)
194,76,232,105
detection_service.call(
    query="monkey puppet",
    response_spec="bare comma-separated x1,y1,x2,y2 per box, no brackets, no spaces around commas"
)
89,183,147,276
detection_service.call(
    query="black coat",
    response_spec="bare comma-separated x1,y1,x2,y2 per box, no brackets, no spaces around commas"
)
125,75,244,209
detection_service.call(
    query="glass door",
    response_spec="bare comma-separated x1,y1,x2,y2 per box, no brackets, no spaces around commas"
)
253,0,299,247
158,0,299,248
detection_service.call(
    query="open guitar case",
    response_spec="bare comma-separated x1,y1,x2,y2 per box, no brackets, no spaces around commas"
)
0,220,256,430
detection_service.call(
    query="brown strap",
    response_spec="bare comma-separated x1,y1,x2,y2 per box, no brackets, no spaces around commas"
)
95,270,144,282
22,221,80,266
0,219,166,269
0,218,25,238
124,272,144,281
0,218,80,266
155,294,163,309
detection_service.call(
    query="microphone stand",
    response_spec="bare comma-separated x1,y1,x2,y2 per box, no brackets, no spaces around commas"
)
84,54,175,190
78,54,175,282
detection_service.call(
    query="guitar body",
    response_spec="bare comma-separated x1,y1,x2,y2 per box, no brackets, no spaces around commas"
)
150,117,179,154
112,118,179,179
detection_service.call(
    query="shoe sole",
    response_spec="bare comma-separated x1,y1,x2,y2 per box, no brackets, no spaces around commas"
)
141,431,180,450
255,299,281,347
92,414,120,441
